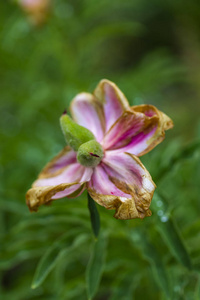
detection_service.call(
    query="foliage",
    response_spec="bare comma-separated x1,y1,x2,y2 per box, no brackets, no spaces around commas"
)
0,0,200,299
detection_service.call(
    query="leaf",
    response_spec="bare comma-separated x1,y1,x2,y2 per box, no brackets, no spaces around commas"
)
88,193,100,238
152,193,192,270
51,234,90,298
158,218,192,270
0,248,44,270
31,230,87,289
195,275,200,300
155,139,200,183
110,273,140,300
0,199,28,216
86,233,107,300
31,244,60,289
130,230,170,299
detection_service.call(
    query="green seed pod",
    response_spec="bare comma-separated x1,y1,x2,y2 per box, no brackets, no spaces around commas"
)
77,140,104,167
60,112,95,151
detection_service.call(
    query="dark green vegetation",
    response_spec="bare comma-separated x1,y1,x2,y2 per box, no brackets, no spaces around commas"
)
0,0,200,299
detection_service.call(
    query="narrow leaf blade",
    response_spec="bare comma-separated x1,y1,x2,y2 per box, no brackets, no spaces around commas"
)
86,233,107,300
31,244,60,289
152,193,192,270
31,229,82,289
130,230,170,299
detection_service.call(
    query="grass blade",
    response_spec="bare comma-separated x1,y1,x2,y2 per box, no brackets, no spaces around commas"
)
130,230,171,299
86,233,107,300
152,192,192,270
155,139,200,183
31,230,87,289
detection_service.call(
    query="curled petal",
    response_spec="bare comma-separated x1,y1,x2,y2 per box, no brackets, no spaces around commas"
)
70,93,105,142
87,152,156,220
26,183,85,212
26,147,93,211
102,110,146,150
129,105,174,156
103,104,173,156
94,79,129,132
87,165,135,218
38,146,77,178
132,104,173,131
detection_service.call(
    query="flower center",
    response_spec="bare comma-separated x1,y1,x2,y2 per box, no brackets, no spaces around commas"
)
60,112,103,167
77,140,104,167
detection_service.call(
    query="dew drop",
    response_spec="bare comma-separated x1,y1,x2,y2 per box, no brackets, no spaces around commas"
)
161,215,169,222
156,200,163,207
174,285,181,292
157,210,164,216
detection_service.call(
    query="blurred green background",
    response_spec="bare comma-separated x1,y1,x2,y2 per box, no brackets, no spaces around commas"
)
0,0,200,299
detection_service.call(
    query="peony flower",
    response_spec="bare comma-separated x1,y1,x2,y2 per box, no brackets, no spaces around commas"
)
26,79,173,220
19,0,50,25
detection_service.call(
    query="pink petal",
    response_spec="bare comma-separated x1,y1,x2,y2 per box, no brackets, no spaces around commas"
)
102,152,155,193
34,163,85,187
51,184,83,199
33,163,93,199
26,147,93,211
70,93,105,142
39,147,77,176
102,110,146,150
34,163,93,199
94,79,129,132
103,105,173,157
111,127,158,156
51,167,93,199
87,152,155,220
88,164,131,198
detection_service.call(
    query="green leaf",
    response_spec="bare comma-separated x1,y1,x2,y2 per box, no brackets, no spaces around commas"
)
130,230,170,299
155,139,200,183
152,193,192,270
31,244,60,289
0,199,28,216
86,233,107,300
158,218,192,270
87,193,100,238
53,235,89,298
31,230,87,289
195,275,200,300
110,273,140,300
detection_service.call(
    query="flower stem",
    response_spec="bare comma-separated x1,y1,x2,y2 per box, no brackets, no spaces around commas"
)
87,193,100,238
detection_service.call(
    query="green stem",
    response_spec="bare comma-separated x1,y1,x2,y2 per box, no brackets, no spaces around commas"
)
87,193,100,238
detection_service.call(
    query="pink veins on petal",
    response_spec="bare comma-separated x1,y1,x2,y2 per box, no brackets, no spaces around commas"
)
26,79,173,220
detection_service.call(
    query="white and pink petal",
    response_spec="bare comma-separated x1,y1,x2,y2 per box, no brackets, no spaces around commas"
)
87,164,137,219
103,104,173,156
87,152,156,220
94,79,129,132
129,105,174,156
102,110,146,150
26,147,93,212
39,146,77,177
70,93,105,143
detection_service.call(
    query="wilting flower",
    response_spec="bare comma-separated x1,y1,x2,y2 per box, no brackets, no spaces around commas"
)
19,0,50,25
26,79,173,220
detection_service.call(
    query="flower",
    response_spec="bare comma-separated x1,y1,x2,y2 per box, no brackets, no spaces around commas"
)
26,79,173,220
19,0,50,25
